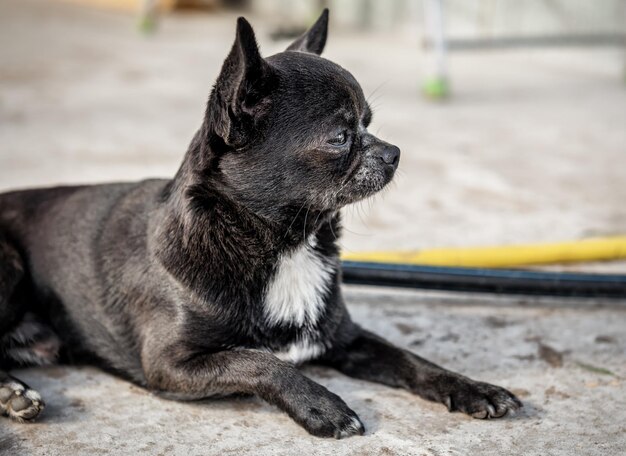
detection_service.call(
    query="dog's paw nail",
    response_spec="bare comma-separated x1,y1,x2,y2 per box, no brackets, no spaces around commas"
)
471,410,488,419
335,416,365,439
444,396,453,411
492,405,508,418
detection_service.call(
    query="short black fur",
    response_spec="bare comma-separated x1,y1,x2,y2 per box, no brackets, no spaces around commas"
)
0,10,520,436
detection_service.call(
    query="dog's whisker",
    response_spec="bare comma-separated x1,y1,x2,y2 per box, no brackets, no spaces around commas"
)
302,204,312,243
283,200,308,241
355,201,369,227
328,217,338,241
312,209,325,233
366,79,390,104
367,100,383,113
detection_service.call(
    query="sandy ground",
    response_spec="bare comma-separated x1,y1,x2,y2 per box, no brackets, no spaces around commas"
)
1,0,626,455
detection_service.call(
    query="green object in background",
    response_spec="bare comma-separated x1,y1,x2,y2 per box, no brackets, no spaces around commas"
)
422,77,449,99
138,16,157,34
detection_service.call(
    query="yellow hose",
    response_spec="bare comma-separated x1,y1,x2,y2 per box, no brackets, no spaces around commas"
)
341,236,626,268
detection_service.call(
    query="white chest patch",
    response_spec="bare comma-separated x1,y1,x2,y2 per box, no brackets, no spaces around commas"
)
273,340,326,365
264,236,335,328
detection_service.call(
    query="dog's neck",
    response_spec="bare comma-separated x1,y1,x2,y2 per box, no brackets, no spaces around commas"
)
167,128,336,245
151,129,341,298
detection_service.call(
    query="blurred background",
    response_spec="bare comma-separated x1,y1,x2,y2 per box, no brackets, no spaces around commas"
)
2,3,626,454
1,0,625,270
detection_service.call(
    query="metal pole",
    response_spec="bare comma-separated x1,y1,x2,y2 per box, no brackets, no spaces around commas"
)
422,0,449,99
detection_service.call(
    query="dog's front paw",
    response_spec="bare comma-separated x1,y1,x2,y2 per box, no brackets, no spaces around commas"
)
442,378,522,419
0,378,45,422
300,403,364,439
288,387,364,438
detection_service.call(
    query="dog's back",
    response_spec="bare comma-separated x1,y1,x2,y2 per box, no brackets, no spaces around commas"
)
0,181,168,380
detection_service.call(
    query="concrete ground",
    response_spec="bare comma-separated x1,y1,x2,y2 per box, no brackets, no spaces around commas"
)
1,0,626,455
2,289,626,455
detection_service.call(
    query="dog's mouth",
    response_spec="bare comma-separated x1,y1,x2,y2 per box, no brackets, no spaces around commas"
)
331,158,398,208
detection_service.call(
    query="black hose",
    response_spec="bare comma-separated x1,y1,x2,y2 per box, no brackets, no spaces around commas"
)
341,261,626,298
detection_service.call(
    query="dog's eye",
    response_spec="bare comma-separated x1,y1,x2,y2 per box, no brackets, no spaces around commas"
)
328,130,349,147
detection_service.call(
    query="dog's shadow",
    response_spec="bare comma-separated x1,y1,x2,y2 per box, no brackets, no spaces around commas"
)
184,365,544,436
303,365,544,434
174,365,386,436
11,364,544,437
507,398,544,421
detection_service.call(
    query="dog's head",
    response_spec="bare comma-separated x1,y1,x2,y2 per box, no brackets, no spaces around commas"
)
201,10,400,219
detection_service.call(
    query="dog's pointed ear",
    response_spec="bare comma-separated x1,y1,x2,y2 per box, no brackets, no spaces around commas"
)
208,17,276,148
286,9,329,55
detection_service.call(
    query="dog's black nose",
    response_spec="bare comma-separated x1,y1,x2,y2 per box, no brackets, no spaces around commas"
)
380,145,400,168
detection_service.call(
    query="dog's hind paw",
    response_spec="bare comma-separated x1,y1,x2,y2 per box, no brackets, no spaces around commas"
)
0,378,45,422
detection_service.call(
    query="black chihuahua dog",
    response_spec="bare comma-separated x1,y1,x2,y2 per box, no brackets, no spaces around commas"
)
0,10,520,438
